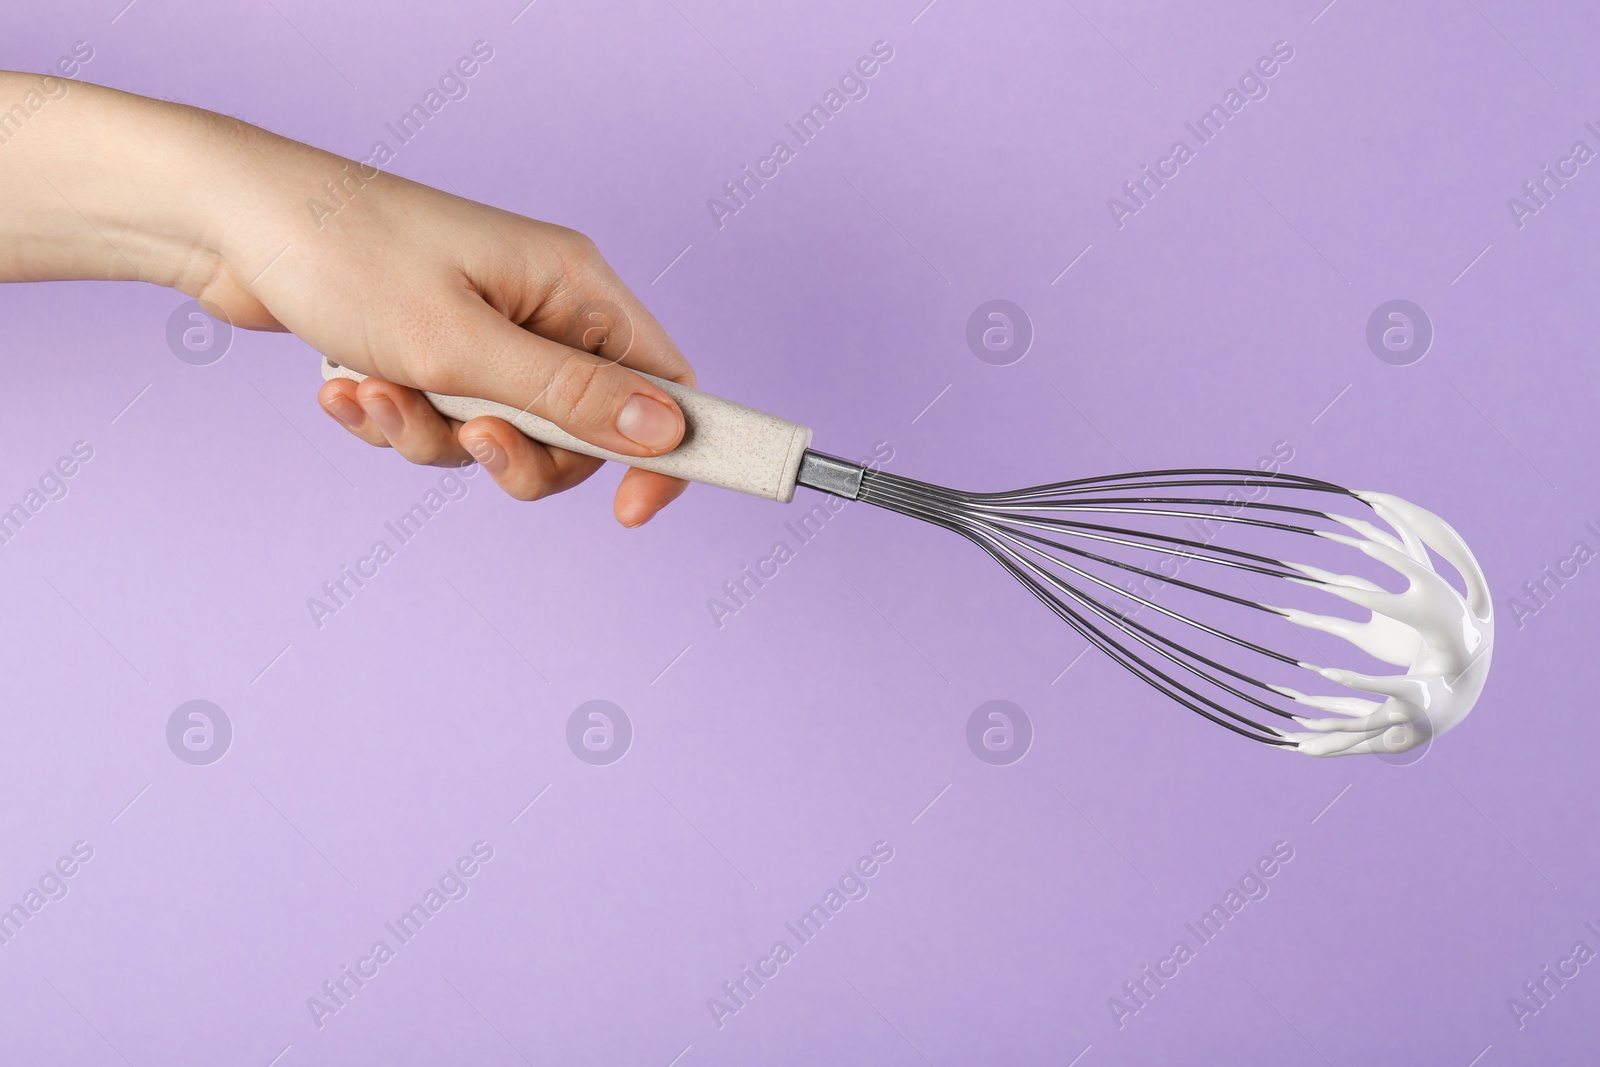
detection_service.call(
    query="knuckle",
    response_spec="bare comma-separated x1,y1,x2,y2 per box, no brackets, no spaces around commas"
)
353,376,387,402
392,312,464,395
556,226,599,261
545,355,607,426
408,343,463,396
577,298,635,361
550,228,606,287
507,479,550,503
409,442,449,466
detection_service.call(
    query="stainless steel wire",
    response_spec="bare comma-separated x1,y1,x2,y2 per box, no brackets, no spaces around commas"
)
851,467,1369,747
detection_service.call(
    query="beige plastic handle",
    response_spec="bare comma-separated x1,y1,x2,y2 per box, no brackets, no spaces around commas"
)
321,358,813,502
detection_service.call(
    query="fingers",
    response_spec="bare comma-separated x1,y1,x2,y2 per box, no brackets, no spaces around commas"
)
318,378,387,446
424,228,697,461
321,372,684,525
524,238,697,388
417,296,689,459
456,416,602,501
452,222,695,390
458,417,686,523
317,376,472,468
613,468,690,528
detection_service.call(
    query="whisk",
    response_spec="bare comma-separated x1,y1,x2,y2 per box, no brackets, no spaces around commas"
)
323,359,1495,757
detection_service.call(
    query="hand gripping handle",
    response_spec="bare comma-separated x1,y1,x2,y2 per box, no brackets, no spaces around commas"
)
321,358,813,502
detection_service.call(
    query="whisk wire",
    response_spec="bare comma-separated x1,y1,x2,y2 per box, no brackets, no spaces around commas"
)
861,478,1300,738
851,466,1371,748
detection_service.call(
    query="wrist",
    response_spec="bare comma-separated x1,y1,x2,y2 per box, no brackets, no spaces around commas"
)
83,87,270,295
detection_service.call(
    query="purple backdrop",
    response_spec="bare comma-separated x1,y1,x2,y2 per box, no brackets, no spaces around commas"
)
4,1,1598,1063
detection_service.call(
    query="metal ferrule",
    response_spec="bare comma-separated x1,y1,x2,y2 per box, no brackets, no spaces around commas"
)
795,450,866,500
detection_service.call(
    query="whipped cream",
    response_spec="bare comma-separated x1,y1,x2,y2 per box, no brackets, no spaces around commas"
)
1269,492,1494,757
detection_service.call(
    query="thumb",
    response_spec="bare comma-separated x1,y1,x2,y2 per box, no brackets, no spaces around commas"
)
417,299,686,457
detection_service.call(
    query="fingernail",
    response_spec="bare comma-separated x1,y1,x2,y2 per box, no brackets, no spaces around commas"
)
364,396,404,436
616,394,681,451
467,437,506,475
325,395,364,428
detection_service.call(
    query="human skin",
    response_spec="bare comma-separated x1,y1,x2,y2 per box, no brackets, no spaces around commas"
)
0,71,694,526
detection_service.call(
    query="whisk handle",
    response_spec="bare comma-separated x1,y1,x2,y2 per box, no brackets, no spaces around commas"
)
320,358,814,502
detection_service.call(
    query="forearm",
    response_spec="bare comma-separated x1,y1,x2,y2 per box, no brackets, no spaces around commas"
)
0,71,230,288
0,71,333,299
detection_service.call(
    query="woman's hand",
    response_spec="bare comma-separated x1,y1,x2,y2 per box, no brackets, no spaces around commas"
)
0,71,693,526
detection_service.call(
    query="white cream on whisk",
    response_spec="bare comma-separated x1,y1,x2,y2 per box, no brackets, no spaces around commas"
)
1267,492,1494,757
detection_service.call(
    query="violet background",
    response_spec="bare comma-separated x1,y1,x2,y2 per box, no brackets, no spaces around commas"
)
4,0,1598,1063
